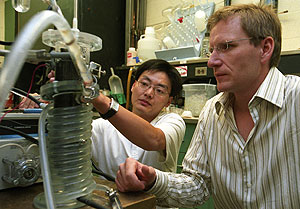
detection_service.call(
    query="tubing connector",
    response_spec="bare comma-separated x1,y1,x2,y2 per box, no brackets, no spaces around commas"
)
82,80,99,103
81,61,105,103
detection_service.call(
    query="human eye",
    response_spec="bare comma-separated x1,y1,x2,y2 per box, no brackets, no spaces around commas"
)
209,42,229,53
155,87,167,96
216,42,229,52
140,80,149,88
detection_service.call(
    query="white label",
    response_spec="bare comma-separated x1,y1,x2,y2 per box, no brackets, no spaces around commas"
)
175,66,187,77
195,67,207,76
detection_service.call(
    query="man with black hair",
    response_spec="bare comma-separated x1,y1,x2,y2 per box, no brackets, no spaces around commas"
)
91,59,185,185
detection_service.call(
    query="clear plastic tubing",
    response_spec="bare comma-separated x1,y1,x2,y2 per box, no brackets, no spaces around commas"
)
38,104,55,209
0,10,93,113
35,104,95,209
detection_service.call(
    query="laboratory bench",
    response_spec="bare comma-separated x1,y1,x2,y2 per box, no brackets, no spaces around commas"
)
0,178,156,209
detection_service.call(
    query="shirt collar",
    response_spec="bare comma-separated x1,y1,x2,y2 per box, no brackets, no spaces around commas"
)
250,67,285,108
215,92,234,115
215,67,285,114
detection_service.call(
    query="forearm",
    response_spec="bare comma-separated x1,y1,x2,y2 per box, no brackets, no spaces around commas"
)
92,94,166,151
110,107,166,150
147,169,210,208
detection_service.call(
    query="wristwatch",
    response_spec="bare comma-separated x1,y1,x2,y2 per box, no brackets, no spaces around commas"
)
100,98,119,119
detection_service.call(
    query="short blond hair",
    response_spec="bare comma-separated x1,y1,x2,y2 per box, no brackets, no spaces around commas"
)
207,4,281,68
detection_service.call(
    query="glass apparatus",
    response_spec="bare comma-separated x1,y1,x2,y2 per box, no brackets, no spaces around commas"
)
12,0,31,13
0,1,102,208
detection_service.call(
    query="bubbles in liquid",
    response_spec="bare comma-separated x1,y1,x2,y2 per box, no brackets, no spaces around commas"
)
12,0,31,13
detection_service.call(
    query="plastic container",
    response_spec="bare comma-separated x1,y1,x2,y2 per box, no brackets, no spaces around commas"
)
127,47,137,66
194,9,207,33
137,27,161,62
163,36,177,49
109,67,124,94
109,67,126,104
183,84,217,117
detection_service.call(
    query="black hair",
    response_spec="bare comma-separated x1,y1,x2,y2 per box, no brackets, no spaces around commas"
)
134,59,182,97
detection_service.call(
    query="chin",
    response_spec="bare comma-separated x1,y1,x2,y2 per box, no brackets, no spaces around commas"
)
216,84,230,93
135,105,150,114
216,83,224,92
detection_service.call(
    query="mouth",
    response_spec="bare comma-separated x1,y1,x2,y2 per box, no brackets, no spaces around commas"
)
214,71,227,80
138,99,151,107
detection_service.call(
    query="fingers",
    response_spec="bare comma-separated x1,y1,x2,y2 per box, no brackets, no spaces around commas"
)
19,97,39,109
115,172,124,192
116,158,149,192
141,165,156,181
18,93,48,109
48,70,55,79
48,70,55,82
139,165,156,190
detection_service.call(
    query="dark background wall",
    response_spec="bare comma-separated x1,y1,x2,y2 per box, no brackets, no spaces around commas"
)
5,0,126,92
78,0,126,90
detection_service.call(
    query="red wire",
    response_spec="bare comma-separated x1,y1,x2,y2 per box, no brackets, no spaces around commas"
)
0,63,47,123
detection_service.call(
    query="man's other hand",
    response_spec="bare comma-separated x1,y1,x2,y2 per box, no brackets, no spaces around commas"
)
116,158,156,192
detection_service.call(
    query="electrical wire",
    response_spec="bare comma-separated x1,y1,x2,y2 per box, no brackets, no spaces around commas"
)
77,196,107,209
92,161,115,182
11,87,42,106
0,143,26,153
0,124,38,144
26,143,38,153
0,63,47,123
0,40,13,46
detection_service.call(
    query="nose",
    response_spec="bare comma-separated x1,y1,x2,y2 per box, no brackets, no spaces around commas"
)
207,50,222,68
144,86,155,98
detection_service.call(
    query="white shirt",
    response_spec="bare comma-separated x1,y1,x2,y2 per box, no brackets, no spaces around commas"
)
148,67,300,209
91,112,185,179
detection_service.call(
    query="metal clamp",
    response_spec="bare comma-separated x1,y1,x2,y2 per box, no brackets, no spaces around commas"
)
81,75,100,103
106,188,123,209
81,61,106,103
89,61,106,78
96,184,123,209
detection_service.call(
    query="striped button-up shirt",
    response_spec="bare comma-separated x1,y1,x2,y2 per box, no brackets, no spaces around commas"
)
148,67,300,209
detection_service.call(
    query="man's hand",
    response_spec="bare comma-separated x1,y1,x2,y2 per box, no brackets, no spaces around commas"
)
115,158,156,192
19,93,41,109
48,70,55,82
18,70,55,109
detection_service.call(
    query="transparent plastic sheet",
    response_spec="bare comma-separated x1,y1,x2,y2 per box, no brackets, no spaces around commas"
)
34,104,96,209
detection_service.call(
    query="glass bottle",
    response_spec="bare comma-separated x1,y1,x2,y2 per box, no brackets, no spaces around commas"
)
200,33,210,58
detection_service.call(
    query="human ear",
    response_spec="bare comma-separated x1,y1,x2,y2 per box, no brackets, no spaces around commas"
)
260,36,274,65
165,96,173,107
